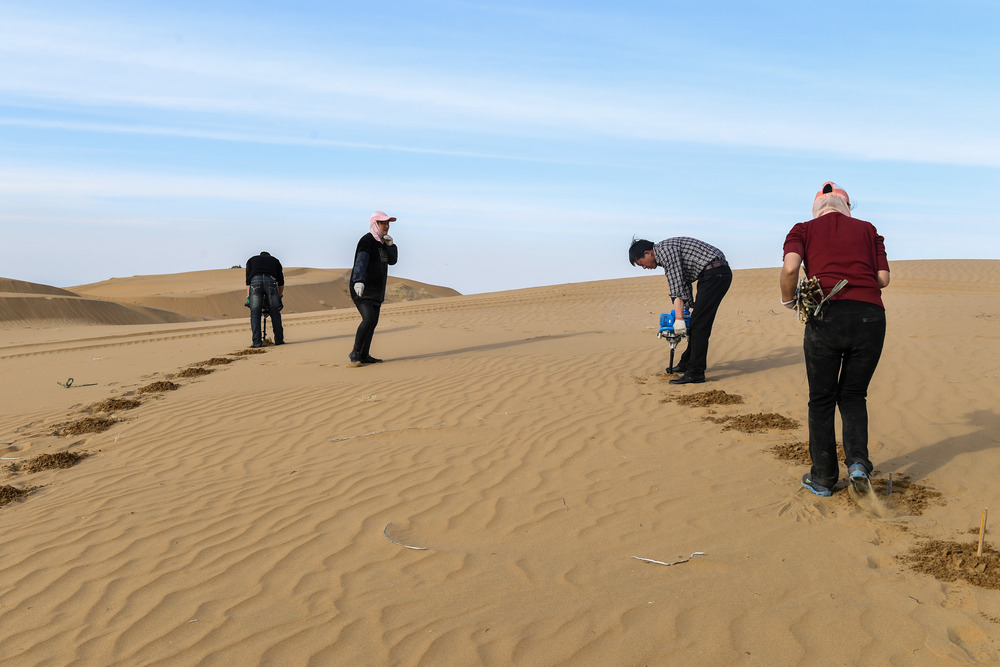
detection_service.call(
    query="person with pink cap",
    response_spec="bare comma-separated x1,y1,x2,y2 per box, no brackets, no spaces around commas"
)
348,211,398,366
780,182,890,497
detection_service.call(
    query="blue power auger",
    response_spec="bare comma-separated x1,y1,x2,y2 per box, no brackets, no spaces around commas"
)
656,309,691,373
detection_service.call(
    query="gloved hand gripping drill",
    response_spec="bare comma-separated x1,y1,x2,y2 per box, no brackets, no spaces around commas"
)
656,308,690,373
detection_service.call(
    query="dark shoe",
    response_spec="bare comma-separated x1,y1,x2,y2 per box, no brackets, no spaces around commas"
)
669,373,705,385
348,352,363,367
361,356,383,364
666,365,687,375
274,340,285,346
801,473,833,497
250,343,262,348
848,463,871,494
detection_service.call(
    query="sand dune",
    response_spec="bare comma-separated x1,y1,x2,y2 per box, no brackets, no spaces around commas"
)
1,260,999,664
68,267,461,320
1,277,204,327
0,277,78,297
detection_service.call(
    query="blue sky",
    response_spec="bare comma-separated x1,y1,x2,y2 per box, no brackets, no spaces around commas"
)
2,1,998,294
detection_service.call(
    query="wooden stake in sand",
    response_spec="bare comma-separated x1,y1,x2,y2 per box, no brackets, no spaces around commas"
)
977,508,988,558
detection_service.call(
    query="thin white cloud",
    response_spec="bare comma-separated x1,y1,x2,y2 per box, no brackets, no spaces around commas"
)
0,165,625,226
2,10,998,168
0,166,355,205
0,117,613,166
0,213,169,228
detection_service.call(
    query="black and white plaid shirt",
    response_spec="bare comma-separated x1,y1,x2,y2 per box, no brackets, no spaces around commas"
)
652,237,726,306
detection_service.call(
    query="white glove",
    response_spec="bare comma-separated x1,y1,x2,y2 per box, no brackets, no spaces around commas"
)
354,282,365,297
672,317,686,336
383,234,393,246
781,299,796,310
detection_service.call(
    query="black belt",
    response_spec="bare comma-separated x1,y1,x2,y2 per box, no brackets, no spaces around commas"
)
697,258,729,282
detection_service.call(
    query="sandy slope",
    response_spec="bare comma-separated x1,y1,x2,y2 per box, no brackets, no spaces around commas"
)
67,267,461,320
1,260,999,665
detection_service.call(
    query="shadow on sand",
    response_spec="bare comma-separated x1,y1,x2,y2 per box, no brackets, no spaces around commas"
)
391,331,603,362
877,409,1000,480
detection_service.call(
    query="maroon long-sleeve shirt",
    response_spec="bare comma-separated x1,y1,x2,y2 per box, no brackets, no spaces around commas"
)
783,212,889,308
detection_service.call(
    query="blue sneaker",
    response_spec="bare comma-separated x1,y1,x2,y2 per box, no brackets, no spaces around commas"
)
848,463,871,494
801,474,833,497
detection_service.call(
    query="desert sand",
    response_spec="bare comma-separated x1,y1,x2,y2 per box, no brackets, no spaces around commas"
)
1,260,999,665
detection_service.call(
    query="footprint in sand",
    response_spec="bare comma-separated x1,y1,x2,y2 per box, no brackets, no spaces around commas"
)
750,495,835,523
866,553,895,570
945,625,997,662
942,583,972,610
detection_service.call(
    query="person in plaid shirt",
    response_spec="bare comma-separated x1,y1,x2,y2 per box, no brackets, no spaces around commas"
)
629,236,732,384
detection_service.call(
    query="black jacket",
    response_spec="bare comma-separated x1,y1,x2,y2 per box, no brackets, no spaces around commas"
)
350,233,398,302
246,252,284,286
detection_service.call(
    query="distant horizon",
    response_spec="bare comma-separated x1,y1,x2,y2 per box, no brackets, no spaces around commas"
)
6,256,996,297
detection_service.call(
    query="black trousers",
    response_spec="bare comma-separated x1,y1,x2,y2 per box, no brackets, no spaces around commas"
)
678,266,732,375
352,298,381,357
249,275,283,346
804,300,886,488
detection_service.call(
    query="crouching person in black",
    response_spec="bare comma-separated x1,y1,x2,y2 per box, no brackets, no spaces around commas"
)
246,250,284,347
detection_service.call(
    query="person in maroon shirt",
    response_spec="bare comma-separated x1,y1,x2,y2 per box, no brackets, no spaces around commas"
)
780,182,890,497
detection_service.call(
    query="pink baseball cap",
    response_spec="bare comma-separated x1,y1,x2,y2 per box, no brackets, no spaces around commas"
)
814,182,849,205
370,211,396,223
